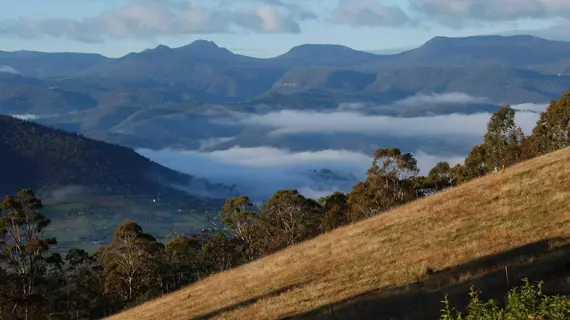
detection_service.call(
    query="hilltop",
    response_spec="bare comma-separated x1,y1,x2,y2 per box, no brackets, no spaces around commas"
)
108,147,570,320
272,44,381,67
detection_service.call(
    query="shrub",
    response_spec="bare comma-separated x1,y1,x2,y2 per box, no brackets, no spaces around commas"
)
440,279,570,320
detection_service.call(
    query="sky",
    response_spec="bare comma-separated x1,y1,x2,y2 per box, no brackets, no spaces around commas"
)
1,0,569,57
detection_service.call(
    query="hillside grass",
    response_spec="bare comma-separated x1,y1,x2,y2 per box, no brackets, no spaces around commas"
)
107,148,570,320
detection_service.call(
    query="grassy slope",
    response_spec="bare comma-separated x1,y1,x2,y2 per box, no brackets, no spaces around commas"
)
107,148,570,320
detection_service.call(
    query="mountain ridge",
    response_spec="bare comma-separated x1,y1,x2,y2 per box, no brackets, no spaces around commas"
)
5,34,563,62
3,34,570,152
6,34,570,78
0,115,234,201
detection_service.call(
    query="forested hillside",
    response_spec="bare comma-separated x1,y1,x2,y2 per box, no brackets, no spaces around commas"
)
0,115,231,199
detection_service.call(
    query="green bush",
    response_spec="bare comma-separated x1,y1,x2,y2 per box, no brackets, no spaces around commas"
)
441,279,570,320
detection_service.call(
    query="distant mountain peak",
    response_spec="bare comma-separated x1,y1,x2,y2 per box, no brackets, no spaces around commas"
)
187,40,220,49
154,44,171,50
177,40,235,58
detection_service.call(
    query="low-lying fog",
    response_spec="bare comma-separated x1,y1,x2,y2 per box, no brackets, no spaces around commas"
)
136,95,547,201
8,92,547,201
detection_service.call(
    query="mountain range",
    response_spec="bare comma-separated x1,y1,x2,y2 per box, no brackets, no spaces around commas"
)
1,34,569,153
3,35,570,106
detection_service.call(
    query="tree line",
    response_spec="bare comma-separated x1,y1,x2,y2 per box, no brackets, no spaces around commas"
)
2,91,570,319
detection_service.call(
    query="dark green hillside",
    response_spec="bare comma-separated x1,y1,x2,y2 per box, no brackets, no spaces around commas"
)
0,115,229,200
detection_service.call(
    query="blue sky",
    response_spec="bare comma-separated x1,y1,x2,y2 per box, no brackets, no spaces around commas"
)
1,0,569,57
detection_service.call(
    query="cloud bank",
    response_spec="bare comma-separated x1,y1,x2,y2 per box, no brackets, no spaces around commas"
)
138,146,465,201
0,0,309,42
331,0,570,29
0,65,21,74
331,0,413,27
410,0,570,25
138,147,370,200
394,92,490,107
336,92,494,115
140,97,543,200
511,102,549,113
8,113,65,121
232,108,540,137
3,0,570,42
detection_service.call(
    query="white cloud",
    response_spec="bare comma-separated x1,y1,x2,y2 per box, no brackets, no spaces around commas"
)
223,0,316,20
328,0,570,29
523,20,570,41
138,146,468,200
222,92,541,138
516,111,542,135
0,65,21,74
334,93,493,115
410,0,570,27
10,114,40,120
511,102,549,113
8,113,65,120
138,146,371,200
414,150,465,174
234,109,540,137
198,137,235,151
0,0,307,42
393,92,490,107
331,0,412,27
161,146,372,168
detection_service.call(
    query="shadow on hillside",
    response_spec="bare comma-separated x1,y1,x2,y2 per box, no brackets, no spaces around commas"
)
193,281,308,320
282,237,570,320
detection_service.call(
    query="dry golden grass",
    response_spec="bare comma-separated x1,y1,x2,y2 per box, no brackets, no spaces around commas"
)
107,148,570,320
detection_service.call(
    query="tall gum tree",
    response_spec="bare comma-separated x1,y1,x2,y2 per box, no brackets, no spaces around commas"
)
0,189,59,320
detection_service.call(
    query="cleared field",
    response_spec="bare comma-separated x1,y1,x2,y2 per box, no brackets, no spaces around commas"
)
42,195,217,253
107,148,570,320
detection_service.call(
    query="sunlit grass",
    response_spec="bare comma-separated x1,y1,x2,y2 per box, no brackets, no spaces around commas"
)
107,148,570,320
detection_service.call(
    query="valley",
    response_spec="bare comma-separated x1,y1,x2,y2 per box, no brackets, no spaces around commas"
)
0,35,564,251
42,194,218,253
3,28,570,319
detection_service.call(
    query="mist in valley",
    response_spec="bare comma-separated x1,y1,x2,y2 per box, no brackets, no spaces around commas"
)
6,92,548,201
137,95,547,201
